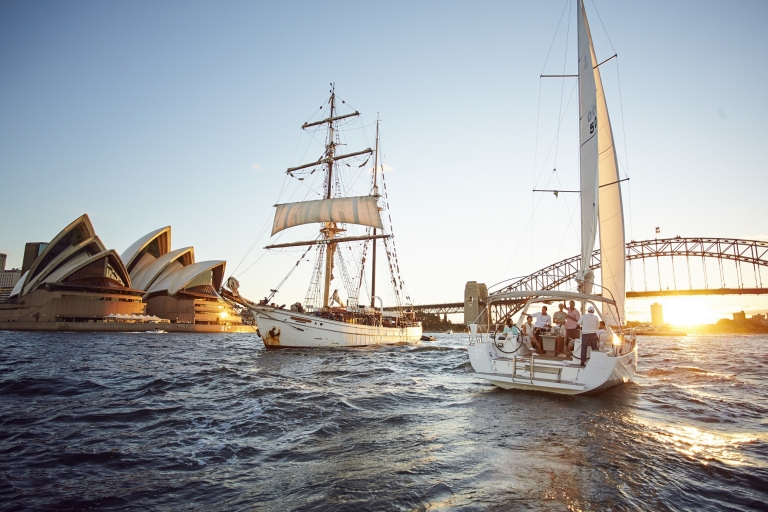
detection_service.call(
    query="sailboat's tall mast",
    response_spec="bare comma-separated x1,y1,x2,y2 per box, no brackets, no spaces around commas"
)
577,0,584,305
322,85,337,308
370,119,379,308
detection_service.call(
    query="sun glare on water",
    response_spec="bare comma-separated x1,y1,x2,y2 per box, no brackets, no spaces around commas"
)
640,422,759,467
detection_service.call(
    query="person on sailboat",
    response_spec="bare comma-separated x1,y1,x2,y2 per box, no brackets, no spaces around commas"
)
553,304,567,329
577,306,600,366
553,304,568,357
597,321,612,350
501,319,519,340
520,315,542,355
565,300,581,354
529,306,552,346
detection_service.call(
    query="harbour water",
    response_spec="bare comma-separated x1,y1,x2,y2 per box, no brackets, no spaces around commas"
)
0,331,765,511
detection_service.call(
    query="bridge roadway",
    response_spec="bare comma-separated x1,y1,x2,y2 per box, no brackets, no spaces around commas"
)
387,237,768,316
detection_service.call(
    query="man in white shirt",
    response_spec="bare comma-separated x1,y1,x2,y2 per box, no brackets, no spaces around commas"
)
596,320,612,350
577,305,600,366
529,306,552,350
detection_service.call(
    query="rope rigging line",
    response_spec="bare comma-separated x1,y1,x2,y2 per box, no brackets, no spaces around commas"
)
378,154,411,306
539,0,573,76
231,169,295,279
264,244,314,303
552,0,573,178
305,245,324,308
532,82,577,190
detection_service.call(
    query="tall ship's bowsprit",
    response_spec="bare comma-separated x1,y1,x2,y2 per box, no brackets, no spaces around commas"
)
243,85,422,348
466,1,638,394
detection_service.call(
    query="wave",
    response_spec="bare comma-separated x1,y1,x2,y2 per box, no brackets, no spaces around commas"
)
0,377,106,397
408,345,458,352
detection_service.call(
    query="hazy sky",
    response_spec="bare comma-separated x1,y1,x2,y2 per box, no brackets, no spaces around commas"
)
1,0,767,323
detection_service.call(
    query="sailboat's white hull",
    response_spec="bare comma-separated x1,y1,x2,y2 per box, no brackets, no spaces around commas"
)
467,338,637,395
249,307,422,349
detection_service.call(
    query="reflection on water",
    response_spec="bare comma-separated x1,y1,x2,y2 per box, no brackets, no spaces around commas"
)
640,422,760,466
0,331,765,511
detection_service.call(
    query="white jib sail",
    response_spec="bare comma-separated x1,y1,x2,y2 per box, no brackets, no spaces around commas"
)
577,0,599,293
586,17,627,325
271,195,383,236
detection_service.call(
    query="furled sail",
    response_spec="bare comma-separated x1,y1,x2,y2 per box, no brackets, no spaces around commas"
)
271,196,383,236
587,20,626,325
576,0,599,294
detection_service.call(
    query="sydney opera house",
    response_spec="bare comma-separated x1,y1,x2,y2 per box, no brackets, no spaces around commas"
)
0,214,245,331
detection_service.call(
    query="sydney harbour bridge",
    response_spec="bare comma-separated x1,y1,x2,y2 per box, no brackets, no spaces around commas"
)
395,237,768,324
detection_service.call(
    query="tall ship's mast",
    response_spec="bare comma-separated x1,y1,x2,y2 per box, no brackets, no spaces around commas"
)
250,86,422,348
370,119,379,308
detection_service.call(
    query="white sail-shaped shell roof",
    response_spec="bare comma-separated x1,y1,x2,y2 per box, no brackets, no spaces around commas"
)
22,237,105,296
40,249,132,289
22,214,97,291
131,246,195,291
9,271,28,299
121,226,171,275
145,260,225,297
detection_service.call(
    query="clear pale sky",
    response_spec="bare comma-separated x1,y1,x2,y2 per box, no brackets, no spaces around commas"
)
1,0,767,324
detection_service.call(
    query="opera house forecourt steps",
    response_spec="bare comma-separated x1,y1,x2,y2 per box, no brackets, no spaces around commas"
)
0,214,254,333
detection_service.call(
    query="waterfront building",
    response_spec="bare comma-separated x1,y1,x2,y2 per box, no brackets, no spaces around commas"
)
0,215,146,322
22,242,48,274
733,311,747,323
651,302,664,326
0,253,6,270
122,227,242,325
0,268,22,300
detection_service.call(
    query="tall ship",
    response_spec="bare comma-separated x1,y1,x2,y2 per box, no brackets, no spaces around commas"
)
466,0,637,394
244,86,422,348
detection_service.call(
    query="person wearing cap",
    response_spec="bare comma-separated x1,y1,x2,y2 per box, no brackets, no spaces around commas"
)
577,305,600,365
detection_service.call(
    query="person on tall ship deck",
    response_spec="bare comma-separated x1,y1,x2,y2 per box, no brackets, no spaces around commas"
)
578,306,600,366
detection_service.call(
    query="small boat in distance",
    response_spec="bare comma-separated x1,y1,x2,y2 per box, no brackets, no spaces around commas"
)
634,325,687,336
245,86,422,348
466,0,637,394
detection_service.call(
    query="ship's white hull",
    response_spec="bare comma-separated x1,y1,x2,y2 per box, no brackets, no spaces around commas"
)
467,337,637,395
249,307,422,349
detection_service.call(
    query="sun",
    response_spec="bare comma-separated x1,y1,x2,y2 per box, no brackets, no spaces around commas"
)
658,297,720,327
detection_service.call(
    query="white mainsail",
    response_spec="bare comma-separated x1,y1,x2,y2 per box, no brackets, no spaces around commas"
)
586,17,627,325
271,195,383,236
577,0,599,294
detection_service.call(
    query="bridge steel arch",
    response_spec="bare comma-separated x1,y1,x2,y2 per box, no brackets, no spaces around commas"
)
488,237,768,324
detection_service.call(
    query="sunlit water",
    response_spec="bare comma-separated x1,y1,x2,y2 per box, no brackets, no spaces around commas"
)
0,331,765,511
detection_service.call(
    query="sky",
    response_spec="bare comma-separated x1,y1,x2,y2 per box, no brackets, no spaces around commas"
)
1,0,767,324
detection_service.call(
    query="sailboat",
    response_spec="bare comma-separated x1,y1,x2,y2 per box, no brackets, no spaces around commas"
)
466,0,637,394
245,86,422,348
